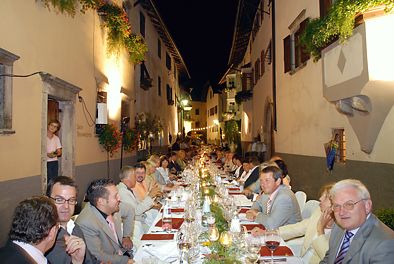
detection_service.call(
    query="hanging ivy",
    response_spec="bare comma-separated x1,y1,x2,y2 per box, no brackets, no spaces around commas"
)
235,90,253,105
39,0,147,64
301,0,394,61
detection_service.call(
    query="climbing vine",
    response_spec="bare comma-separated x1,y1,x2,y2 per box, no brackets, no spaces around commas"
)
301,0,394,61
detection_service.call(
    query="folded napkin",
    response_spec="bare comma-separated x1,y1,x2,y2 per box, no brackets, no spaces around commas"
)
260,246,293,256
228,187,240,191
159,208,184,213
242,223,265,232
141,233,174,240
238,208,249,214
141,241,179,262
155,218,184,229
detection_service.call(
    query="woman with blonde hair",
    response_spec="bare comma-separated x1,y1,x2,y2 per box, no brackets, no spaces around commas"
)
252,183,335,264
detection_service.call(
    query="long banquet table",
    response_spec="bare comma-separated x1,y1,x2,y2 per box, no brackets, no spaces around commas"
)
133,166,303,264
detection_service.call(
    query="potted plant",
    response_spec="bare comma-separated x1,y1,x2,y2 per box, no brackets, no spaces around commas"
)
98,123,121,178
122,126,138,153
235,90,253,104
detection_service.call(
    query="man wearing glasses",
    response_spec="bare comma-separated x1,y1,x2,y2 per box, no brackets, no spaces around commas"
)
46,176,98,264
321,179,394,264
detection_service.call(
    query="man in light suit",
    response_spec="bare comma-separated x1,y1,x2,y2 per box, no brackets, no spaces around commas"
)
320,179,394,264
246,166,302,229
117,165,161,245
76,179,135,264
0,196,59,264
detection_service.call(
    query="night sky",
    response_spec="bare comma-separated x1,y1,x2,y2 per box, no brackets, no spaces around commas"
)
154,0,238,100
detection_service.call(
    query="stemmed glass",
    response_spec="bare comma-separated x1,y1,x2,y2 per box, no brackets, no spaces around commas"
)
264,229,281,264
245,235,262,264
177,229,191,264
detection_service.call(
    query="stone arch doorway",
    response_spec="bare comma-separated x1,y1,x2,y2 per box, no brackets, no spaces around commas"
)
263,98,275,160
40,73,81,193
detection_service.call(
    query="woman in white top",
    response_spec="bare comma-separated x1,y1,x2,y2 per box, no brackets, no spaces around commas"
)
47,119,62,183
156,156,171,184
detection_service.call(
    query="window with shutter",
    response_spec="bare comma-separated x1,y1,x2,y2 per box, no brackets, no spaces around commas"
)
320,0,334,18
283,35,291,73
298,18,310,64
0,48,19,132
140,12,145,38
157,39,161,58
284,18,310,73
260,49,265,76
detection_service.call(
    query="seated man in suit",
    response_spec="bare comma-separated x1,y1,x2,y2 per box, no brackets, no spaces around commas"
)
240,156,260,189
246,166,302,229
0,196,60,264
117,165,161,246
253,183,334,264
168,151,182,175
46,176,98,264
76,179,135,264
320,179,394,264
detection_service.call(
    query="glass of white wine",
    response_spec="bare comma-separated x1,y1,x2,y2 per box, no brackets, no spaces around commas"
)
245,235,262,264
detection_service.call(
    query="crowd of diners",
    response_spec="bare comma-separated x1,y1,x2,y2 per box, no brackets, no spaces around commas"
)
1,145,393,264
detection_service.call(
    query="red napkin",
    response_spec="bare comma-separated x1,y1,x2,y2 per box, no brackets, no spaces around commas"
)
242,224,265,231
160,208,184,213
238,208,249,214
155,218,184,229
228,187,240,191
141,233,174,240
260,246,293,256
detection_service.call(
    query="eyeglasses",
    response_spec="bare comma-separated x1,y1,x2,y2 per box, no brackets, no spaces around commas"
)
50,197,78,205
331,199,366,212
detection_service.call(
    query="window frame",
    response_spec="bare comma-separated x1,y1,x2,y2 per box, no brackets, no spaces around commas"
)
0,48,20,134
140,12,145,38
283,18,310,74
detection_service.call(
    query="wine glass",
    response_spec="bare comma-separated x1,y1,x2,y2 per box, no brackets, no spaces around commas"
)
177,230,191,264
264,229,281,264
245,235,262,264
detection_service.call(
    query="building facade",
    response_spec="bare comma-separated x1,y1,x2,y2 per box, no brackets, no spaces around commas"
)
0,0,189,245
224,0,394,209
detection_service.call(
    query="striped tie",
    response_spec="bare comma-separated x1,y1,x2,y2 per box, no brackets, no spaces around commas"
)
334,231,354,264
266,199,272,214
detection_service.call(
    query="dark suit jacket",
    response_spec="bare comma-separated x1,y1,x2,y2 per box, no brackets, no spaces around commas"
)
168,160,181,174
320,214,394,264
0,241,37,264
46,223,99,264
244,166,260,188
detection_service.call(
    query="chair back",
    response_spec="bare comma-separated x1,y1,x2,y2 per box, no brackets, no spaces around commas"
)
294,191,307,212
302,200,320,219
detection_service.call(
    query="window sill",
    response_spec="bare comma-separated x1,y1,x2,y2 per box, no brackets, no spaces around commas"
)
289,61,308,75
0,129,16,135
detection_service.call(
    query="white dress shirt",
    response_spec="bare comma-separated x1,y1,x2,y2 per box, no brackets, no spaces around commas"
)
13,240,47,264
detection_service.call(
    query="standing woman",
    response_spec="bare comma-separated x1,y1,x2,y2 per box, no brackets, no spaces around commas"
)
47,119,62,182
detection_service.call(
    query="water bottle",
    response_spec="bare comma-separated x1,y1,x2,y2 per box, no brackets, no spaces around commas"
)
161,200,172,231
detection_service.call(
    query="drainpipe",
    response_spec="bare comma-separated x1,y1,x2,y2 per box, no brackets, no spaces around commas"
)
272,0,277,131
